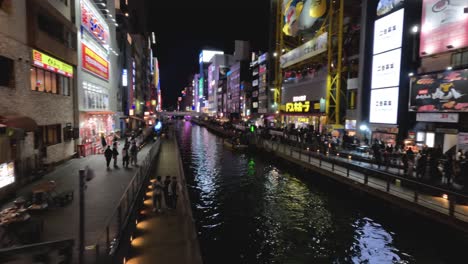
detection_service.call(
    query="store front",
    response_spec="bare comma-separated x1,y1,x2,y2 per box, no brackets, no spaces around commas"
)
78,112,115,156
280,99,326,131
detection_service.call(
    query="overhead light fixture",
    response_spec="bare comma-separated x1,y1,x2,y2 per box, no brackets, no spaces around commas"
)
408,72,414,77
125,13,129,17
115,23,118,26
411,25,419,33
447,66,453,71
99,3,106,7
446,44,454,49
273,52,277,57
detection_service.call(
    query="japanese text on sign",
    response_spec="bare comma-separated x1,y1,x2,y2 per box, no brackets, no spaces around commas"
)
285,101,311,113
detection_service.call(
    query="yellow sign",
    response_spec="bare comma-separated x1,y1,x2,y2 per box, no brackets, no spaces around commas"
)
285,101,311,113
32,49,73,77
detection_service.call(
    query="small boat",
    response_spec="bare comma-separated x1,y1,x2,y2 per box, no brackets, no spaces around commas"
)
223,140,248,150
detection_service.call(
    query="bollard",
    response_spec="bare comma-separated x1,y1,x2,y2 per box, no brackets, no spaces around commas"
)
78,169,86,264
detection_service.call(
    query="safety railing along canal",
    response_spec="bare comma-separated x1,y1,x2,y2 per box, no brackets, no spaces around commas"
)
85,139,161,264
259,139,468,229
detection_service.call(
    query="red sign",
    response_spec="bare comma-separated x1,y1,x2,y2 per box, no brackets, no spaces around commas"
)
82,43,109,80
81,0,109,45
420,0,468,56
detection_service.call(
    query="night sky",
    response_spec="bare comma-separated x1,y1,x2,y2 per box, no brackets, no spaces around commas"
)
148,0,271,109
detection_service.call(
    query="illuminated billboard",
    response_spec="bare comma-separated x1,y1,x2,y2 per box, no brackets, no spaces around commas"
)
82,43,109,80
420,0,468,56
377,0,405,17
199,50,224,63
369,87,399,124
409,69,468,112
370,8,404,124
373,8,404,55
282,0,327,37
80,0,109,46
371,48,402,89
32,49,73,77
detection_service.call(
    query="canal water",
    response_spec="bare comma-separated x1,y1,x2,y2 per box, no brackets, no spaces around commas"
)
176,121,467,264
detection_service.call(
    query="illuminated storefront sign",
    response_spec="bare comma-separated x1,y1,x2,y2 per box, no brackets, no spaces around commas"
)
373,8,404,55
82,43,109,80
122,69,128,86
285,101,311,113
81,0,109,46
293,95,307,102
32,49,73,77
0,161,15,189
369,87,399,124
420,0,468,56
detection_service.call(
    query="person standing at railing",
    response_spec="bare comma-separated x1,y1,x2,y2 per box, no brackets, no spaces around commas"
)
163,175,171,209
152,176,164,213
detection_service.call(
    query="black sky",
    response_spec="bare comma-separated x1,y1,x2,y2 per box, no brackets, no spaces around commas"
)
148,0,271,109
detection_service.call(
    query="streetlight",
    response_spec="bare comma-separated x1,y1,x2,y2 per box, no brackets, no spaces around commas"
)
273,52,278,57
411,25,419,33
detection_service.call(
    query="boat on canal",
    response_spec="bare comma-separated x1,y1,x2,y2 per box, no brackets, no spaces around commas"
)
223,139,248,151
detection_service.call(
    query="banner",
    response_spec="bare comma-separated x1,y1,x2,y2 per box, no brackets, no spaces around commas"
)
280,32,327,68
82,43,109,80
32,49,73,77
420,0,468,56
81,0,109,45
410,69,468,112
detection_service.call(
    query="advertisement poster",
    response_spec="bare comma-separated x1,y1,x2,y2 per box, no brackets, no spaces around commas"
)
370,87,399,124
377,0,405,17
420,0,468,56
82,43,109,80
280,32,327,68
371,48,402,89
458,132,468,151
0,161,14,189
373,8,404,55
410,69,468,112
282,0,326,37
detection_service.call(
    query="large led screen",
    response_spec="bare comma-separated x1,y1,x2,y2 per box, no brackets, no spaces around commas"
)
370,87,400,124
371,48,402,89
373,8,404,54
409,69,468,112
420,0,468,56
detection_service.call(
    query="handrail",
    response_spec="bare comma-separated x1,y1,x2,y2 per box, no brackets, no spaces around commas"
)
0,239,74,262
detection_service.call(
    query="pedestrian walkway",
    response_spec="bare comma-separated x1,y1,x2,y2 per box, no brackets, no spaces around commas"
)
126,136,202,264
1,140,154,246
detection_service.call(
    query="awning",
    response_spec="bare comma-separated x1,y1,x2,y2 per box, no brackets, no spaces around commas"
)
0,115,38,132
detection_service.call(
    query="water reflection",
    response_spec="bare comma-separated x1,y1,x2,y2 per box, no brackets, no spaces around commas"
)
176,122,463,264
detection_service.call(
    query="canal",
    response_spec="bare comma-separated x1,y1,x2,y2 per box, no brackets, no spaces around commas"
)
175,121,467,264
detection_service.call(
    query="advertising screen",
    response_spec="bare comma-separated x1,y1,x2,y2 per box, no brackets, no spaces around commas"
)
420,0,468,56
0,161,15,189
409,69,468,112
371,48,402,89
373,8,404,54
377,0,405,17
369,87,399,124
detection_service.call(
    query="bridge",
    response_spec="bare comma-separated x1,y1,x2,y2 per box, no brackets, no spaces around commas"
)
159,111,202,117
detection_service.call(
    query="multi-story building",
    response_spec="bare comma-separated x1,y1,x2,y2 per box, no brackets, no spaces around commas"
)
74,0,119,155
199,50,223,113
0,0,77,197
207,54,234,116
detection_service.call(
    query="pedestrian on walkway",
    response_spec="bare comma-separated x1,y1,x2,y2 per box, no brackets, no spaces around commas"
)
101,135,107,149
104,146,112,169
152,176,164,212
130,142,138,166
163,175,171,208
168,176,181,209
112,145,119,168
122,145,129,168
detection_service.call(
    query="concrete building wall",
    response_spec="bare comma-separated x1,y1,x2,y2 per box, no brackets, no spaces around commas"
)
47,0,72,21
0,0,27,44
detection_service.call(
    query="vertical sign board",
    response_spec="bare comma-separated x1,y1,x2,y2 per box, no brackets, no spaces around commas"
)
369,8,405,124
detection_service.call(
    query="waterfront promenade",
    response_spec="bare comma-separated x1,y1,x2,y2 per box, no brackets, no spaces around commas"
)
125,131,203,264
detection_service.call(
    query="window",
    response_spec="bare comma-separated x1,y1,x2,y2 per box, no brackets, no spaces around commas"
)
83,81,109,110
347,89,357,110
451,51,468,68
0,55,14,88
31,67,71,95
40,124,62,146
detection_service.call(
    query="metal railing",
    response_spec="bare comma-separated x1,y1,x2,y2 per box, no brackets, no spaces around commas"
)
85,139,161,263
260,139,468,228
0,239,74,263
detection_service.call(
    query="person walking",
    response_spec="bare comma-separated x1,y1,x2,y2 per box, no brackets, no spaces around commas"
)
130,142,138,166
122,144,129,168
168,176,181,209
163,176,171,208
104,146,112,169
152,176,164,212
112,144,119,168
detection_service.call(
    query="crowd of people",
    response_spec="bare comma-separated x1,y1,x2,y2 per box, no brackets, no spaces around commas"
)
151,175,182,213
102,133,142,170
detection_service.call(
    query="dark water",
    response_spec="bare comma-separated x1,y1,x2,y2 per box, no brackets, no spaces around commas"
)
176,121,467,264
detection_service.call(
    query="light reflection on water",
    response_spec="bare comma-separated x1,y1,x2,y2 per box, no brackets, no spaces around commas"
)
176,123,464,264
